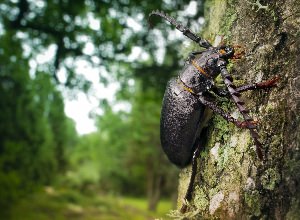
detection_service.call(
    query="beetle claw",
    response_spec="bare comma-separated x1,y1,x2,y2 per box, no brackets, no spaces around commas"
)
256,76,280,88
238,120,258,129
231,45,246,60
180,199,190,213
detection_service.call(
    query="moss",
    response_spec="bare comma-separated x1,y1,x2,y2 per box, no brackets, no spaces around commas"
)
194,186,209,212
245,0,269,12
177,165,193,208
219,11,237,39
228,133,251,163
204,0,228,40
244,190,261,217
286,198,300,220
259,100,285,160
210,115,234,143
260,168,280,190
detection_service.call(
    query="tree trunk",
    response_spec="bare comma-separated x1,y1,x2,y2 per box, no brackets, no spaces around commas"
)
176,0,300,219
147,159,165,211
147,169,162,211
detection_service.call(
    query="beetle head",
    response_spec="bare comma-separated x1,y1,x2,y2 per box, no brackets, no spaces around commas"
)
219,46,235,58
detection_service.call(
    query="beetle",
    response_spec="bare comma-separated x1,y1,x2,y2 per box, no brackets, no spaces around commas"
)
148,10,279,212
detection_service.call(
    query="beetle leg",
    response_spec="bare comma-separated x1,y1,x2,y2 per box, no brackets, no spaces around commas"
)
236,76,280,93
218,64,264,160
212,76,279,97
198,94,250,128
180,144,201,213
185,146,200,201
201,91,264,160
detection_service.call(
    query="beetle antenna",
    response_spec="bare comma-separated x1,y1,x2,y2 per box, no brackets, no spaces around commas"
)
148,10,212,49
218,63,264,160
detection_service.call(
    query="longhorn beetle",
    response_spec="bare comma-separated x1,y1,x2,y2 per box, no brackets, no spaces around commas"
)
148,10,279,212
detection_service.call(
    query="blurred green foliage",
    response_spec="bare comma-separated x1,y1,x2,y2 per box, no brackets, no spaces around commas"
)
0,0,205,218
0,29,78,216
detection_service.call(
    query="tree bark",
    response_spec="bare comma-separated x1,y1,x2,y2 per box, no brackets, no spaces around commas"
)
176,0,300,219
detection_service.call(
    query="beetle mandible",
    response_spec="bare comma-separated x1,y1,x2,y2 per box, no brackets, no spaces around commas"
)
148,10,279,212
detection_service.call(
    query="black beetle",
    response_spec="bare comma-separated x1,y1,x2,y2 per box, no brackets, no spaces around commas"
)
148,10,279,211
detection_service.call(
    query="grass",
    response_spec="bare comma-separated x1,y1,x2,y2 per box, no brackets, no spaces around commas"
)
118,197,173,218
9,187,173,220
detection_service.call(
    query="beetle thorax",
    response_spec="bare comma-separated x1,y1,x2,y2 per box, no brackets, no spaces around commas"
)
179,49,221,94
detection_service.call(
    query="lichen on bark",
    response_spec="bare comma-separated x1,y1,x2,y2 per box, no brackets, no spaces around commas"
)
175,0,300,219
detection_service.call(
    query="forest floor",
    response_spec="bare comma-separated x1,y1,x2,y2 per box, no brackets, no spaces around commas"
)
10,187,173,220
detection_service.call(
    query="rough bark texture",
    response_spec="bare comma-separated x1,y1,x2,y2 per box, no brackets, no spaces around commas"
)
173,0,300,219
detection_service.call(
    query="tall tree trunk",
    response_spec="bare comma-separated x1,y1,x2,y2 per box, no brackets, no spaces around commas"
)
147,172,163,211
176,0,300,219
147,159,164,211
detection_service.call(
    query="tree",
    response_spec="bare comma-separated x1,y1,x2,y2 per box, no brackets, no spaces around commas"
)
0,22,78,217
0,0,197,91
174,0,300,219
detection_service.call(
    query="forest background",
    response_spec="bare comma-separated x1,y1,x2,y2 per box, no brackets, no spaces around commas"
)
0,0,205,219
